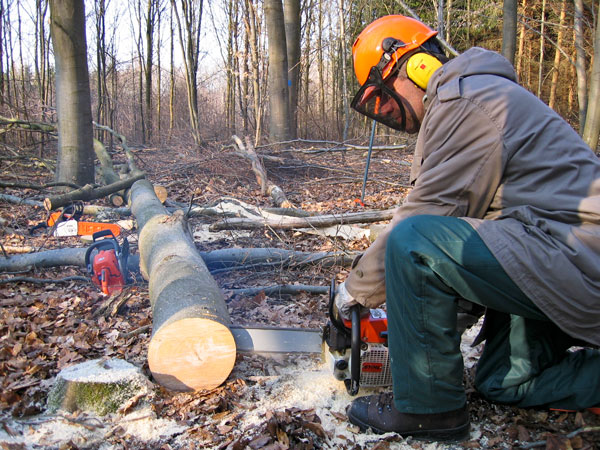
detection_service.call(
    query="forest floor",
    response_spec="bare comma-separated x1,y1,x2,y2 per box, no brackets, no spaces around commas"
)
1,137,599,449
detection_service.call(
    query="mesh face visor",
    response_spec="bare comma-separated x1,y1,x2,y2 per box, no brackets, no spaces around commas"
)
350,66,407,132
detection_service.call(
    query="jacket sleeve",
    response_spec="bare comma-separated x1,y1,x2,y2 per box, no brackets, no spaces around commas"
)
345,86,506,307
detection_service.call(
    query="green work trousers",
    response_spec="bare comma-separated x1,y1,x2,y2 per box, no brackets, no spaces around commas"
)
384,215,600,414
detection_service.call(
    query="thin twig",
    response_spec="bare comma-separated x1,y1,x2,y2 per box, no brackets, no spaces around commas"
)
0,276,90,285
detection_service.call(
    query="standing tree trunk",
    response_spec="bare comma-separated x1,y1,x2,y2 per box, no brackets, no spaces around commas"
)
171,0,203,145
144,0,158,143
50,0,95,186
244,0,262,144
548,0,566,110
574,0,588,132
264,0,290,142
536,0,546,99
502,0,517,65
129,179,236,392
582,12,600,152
284,0,300,139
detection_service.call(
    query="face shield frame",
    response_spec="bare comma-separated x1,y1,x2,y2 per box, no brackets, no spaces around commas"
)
350,64,407,132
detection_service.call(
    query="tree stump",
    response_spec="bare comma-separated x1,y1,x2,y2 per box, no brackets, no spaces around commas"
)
46,359,150,416
129,179,236,392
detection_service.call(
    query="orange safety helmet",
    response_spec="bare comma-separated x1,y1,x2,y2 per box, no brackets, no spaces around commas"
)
352,15,438,86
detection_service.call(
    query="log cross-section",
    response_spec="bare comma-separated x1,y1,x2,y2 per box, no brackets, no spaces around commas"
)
129,179,236,391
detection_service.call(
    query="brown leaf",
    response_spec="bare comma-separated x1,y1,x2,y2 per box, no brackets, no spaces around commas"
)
248,435,272,449
517,425,531,442
546,433,569,450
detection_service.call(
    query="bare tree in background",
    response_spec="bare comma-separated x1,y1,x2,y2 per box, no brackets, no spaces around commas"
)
171,0,203,145
284,0,300,139
501,0,517,65
582,12,600,152
49,0,95,185
264,0,290,142
574,0,587,132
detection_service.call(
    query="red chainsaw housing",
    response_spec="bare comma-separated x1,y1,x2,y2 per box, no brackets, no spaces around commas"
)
91,249,125,295
343,310,388,344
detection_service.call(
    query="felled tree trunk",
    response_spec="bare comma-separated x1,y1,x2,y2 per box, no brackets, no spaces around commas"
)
129,179,236,392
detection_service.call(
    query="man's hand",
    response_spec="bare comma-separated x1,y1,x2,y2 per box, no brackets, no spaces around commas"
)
335,281,367,320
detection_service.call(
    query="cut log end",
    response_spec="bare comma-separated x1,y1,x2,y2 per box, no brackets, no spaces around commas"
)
148,317,236,392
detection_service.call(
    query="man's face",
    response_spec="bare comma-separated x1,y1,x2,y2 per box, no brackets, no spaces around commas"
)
351,66,425,134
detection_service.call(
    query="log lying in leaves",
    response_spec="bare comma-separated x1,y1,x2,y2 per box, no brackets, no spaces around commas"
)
210,208,396,231
0,246,354,273
129,179,235,392
44,171,145,211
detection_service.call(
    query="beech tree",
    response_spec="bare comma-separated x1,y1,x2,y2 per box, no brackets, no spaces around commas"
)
49,0,95,185
264,0,290,142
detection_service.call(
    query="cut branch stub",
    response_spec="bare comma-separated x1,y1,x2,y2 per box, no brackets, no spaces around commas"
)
129,179,236,392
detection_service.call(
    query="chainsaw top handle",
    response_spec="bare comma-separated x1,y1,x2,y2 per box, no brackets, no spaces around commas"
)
92,229,117,242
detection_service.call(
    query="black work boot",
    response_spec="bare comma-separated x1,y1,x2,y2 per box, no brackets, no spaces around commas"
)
347,393,470,442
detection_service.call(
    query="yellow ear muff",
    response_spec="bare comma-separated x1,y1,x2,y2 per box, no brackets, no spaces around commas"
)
406,53,442,90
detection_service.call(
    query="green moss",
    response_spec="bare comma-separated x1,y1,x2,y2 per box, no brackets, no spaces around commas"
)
47,378,144,416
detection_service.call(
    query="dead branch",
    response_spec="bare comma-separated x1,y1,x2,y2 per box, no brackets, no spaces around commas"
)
0,180,81,190
93,121,139,172
228,284,329,297
520,426,600,449
44,172,145,211
210,208,396,231
232,135,294,208
0,276,89,285
0,246,353,274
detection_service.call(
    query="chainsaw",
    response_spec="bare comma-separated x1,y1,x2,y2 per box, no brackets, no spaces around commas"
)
30,203,121,237
230,278,392,395
85,230,131,295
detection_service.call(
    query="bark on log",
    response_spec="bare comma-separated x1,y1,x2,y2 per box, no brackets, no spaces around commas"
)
129,179,235,392
210,208,396,231
44,172,145,211
0,247,354,273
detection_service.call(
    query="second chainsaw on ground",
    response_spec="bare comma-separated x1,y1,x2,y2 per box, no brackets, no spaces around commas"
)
84,230,131,295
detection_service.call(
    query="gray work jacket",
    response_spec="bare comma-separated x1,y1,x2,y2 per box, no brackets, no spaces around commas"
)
345,47,600,346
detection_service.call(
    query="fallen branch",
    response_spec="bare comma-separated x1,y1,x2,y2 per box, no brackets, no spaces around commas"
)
520,426,600,449
0,276,89,285
0,193,131,217
210,208,396,231
227,284,329,297
232,135,294,208
0,180,81,190
44,172,145,211
0,246,354,274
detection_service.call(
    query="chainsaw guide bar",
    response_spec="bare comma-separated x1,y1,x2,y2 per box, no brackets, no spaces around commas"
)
230,326,323,354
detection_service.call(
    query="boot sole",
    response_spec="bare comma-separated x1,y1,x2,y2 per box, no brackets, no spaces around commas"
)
350,415,470,443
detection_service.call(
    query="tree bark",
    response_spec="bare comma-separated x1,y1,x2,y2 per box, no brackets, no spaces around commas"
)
0,246,354,273
264,0,290,142
501,0,517,65
210,208,396,231
582,10,600,151
49,0,95,186
129,179,235,392
574,0,588,132
284,0,300,139
44,171,145,211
